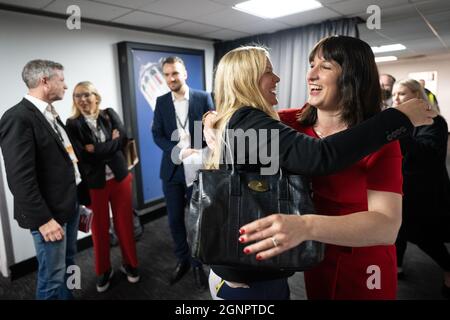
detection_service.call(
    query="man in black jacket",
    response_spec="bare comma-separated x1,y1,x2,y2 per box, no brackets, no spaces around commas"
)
0,59,89,299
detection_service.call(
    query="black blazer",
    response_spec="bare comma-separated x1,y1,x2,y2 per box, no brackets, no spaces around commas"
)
66,108,129,189
0,98,90,230
151,89,214,182
399,115,450,242
212,106,414,283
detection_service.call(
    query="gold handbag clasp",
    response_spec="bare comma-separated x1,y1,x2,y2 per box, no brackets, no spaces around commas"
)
248,180,269,192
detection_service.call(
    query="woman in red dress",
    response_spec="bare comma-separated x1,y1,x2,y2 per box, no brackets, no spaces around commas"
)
240,36,403,299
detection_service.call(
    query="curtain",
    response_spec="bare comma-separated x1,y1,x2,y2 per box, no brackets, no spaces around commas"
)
213,18,360,109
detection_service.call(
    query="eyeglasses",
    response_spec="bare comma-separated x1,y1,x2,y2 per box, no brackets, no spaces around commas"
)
74,92,93,99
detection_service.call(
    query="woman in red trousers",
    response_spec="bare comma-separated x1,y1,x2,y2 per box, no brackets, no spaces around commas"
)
240,36,407,299
66,81,139,292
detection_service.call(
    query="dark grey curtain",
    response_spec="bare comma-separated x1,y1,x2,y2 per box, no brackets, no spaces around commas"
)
214,18,360,109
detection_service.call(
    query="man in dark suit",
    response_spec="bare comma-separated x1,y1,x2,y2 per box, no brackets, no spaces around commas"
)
152,56,213,290
0,59,89,299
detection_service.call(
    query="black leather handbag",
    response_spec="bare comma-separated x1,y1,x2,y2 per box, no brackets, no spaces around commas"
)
189,129,325,271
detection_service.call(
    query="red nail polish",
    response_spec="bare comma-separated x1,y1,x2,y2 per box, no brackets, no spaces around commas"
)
243,248,250,254
256,255,262,260
239,229,245,235
239,237,245,243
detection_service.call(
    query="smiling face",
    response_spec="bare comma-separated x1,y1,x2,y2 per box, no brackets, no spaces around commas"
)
258,58,280,106
73,85,99,115
162,61,187,93
392,84,419,106
306,53,342,111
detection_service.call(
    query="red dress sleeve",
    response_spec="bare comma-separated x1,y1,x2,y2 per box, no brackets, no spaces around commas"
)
278,108,302,131
365,140,403,194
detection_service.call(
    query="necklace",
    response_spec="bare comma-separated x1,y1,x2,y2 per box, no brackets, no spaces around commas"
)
313,123,347,139
313,127,325,139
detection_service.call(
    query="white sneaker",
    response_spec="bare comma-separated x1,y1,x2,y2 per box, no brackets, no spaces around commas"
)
120,265,140,283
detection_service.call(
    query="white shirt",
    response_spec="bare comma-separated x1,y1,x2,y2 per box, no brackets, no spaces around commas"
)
170,88,207,186
25,94,82,185
172,87,190,145
172,87,191,162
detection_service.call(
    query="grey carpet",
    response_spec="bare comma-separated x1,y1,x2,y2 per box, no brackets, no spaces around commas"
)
0,213,447,300
1,135,449,300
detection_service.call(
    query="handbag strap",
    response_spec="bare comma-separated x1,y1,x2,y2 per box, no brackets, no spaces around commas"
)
219,122,236,174
221,120,292,200
230,170,241,196
278,174,290,214
279,174,289,200
229,179,241,256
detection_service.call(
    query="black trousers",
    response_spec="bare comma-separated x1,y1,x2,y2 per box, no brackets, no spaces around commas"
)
396,238,450,272
162,179,193,263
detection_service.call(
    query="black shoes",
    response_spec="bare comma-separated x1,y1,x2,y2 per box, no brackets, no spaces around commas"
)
193,265,208,291
120,264,140,283
97,265,140,292
96,269,114,293
169,261,208,290
169,261,191,285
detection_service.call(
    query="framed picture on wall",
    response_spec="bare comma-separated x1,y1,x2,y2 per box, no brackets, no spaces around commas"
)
117,41,206,212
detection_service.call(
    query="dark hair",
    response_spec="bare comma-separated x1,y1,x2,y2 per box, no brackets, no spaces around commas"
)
161,56,185,68
299,36,382,127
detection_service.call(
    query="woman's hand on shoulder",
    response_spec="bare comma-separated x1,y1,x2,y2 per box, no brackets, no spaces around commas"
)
238,213,311,260
112,129,120,140
203,111,218,150
394,98,437,127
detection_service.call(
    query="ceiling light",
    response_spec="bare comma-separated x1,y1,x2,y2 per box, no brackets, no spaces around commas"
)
233,0,323,19
375,56,398,63
371,44,406,53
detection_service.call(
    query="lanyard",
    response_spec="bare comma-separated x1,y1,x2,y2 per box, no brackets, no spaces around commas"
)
51,118,64,143
46,105,64,143
175,110,188,131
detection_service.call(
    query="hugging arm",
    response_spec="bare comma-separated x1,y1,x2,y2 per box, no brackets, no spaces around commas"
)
231,107,413,175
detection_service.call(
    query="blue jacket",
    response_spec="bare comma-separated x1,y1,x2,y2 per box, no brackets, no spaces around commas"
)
151,88,213,182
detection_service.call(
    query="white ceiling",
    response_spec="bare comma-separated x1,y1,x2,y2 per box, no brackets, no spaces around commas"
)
0,0,449,60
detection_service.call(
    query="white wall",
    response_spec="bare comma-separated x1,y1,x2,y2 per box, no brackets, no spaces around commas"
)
0,9,214,270
377,53,450,126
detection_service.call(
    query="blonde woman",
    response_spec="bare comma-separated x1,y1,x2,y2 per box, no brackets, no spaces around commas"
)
206,46,435,300
66,81,139,293
392,79,450,298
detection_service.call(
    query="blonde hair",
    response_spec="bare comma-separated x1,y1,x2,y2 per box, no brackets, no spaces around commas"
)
207,46,279,169
70,81,102,118
394,79,439,113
